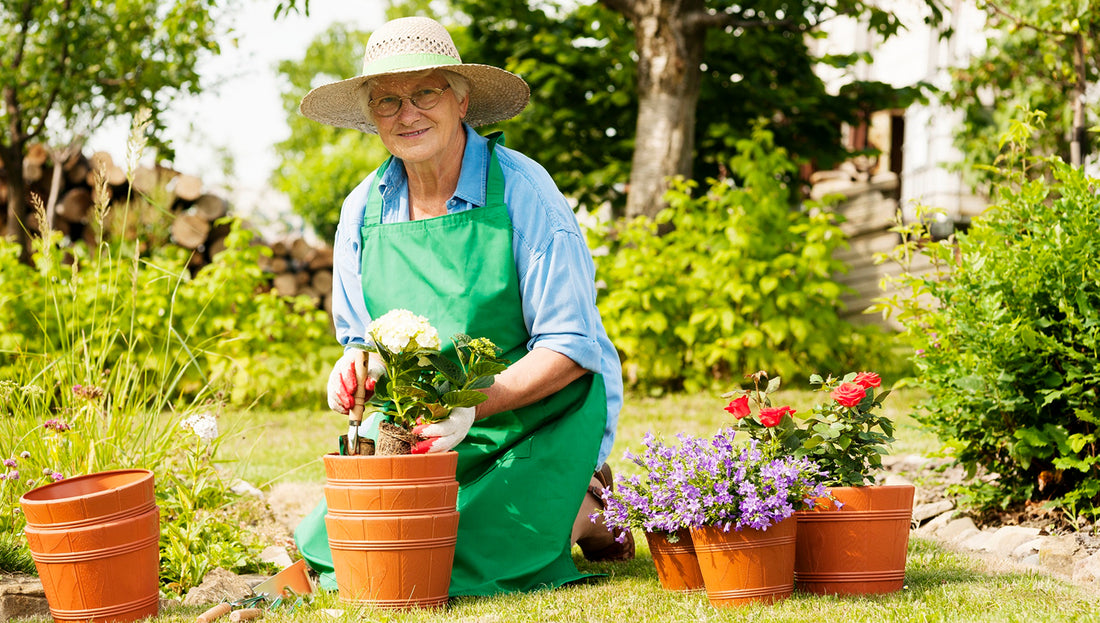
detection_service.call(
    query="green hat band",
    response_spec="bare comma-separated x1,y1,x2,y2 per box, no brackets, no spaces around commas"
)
362,52,460,76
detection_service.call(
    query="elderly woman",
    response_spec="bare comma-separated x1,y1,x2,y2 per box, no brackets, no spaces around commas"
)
292,16,631,596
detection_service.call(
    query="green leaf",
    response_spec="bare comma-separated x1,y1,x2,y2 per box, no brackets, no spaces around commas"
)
442,389,489,408
427,354,464,385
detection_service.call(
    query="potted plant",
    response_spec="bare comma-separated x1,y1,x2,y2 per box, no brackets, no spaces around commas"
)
724,370,915,596
598,427,830,606
324,309,506,608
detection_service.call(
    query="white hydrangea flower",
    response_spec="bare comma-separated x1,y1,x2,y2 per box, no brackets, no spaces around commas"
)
181,411,219,442
369,309,440,353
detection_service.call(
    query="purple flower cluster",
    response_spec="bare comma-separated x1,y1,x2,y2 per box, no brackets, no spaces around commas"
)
43,419,71,432
598,428,830,539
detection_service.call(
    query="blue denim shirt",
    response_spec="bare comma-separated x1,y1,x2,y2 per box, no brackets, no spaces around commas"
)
330,124,622,464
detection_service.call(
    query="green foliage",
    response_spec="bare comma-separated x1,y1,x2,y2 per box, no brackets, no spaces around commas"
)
942,0,1100,187
590,123,890,393
0,220,330,409
445,0,927,216
876,110,1100,520
0,188,329,588
157,428,274,597
367,313,507,429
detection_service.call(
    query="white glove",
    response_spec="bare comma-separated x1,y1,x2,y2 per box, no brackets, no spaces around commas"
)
326,349,385,414
411,406,475,454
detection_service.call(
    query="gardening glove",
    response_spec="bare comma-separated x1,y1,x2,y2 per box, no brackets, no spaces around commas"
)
410,406,475,454
326,349,385,415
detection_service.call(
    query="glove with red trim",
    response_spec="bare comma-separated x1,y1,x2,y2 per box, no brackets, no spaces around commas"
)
410,407,475,454
326,349,385,414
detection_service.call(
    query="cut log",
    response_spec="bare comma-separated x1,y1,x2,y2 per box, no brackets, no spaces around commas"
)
289,237,314,263
308,245,334,270
171,174,204,202
205,221,233,258
269,256,289,274
270,239,289,257
311,269,333,294
171,212,212,250
130,166,159,196
23,144,49,184
87,151,127,186
56,188,94,223
64,152,91,186
192,193,228,221
272,273,299,297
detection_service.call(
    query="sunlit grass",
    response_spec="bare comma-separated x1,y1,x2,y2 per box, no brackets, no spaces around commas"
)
20,388,1100,622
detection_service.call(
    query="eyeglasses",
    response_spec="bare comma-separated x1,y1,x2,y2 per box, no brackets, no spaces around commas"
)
367,86,451,117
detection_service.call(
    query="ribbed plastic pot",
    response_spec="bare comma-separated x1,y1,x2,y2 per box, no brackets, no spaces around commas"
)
690,518,797,607
323,452,459,608
20,469,159,623
644,529,704,592
794,484,915,595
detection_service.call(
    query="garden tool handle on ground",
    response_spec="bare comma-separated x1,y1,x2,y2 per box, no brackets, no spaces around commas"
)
196,603,232,623
229,608,264,622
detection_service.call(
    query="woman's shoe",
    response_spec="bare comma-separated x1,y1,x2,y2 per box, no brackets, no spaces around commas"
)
577,463,635,562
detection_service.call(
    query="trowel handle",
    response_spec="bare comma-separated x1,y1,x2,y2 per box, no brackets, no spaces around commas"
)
229,608,264,622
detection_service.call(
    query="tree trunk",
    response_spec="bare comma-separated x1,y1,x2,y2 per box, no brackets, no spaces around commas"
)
618,0,706,220
1,142,32,263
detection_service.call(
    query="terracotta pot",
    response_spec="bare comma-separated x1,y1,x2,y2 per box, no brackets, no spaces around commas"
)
19,469,159,623
690,518,797,607
644,529,704,592
794,484,915,595
323,452,459,608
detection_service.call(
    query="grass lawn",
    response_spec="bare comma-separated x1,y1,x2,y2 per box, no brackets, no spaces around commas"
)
23,388,1099,622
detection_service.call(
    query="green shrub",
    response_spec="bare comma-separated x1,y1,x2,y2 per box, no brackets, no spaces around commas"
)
875,111,1100,520
590,123,898,394
0,197,326,591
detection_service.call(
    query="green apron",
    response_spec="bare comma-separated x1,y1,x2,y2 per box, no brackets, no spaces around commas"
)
295,134,608,597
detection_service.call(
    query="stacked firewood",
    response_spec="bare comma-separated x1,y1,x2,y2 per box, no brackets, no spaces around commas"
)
1,145,337,319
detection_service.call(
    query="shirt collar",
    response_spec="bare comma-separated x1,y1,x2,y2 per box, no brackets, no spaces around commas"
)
376,124,490,208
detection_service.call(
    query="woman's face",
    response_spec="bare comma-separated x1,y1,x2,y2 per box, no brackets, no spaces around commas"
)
368,71,469,167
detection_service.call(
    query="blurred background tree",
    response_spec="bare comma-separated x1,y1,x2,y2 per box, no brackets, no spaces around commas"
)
0,0,226,261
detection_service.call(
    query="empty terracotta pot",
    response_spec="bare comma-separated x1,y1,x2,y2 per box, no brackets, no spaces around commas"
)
20,469,159,623
324,452,459,608
690,518,797,607
795,484,915,595
644,529,704,592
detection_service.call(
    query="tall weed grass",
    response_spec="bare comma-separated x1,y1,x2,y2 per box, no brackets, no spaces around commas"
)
0,114,331,595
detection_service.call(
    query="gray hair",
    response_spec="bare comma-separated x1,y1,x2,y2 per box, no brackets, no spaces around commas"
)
358,69,470,120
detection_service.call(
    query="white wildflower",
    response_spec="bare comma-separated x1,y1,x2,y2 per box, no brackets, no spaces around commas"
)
368,309,441,353
181,411,219,442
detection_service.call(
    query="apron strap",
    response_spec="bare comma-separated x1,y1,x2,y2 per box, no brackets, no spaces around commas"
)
363,156,393,225
485,131,506,206
363,134,506,225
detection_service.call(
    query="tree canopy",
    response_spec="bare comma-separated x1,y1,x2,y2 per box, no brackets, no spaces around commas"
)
0,0,225,257
943,0,1099,187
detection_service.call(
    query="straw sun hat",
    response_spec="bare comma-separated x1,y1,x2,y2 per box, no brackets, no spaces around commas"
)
299,16,530,134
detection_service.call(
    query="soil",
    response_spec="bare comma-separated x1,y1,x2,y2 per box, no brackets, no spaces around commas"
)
376,421,414,455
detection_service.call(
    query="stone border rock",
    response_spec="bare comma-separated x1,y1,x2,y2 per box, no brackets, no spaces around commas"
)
883,455,1100,592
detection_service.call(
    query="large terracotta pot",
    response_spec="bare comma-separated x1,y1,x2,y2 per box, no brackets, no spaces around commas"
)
795,484,915,595
20,469,160,623
690,518,797,607
323,452,459,608
644,529,705,592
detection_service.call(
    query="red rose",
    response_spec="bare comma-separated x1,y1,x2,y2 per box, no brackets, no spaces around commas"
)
724,395,751,419
831,382,867,408
852,372,882,389
758,405,795,427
